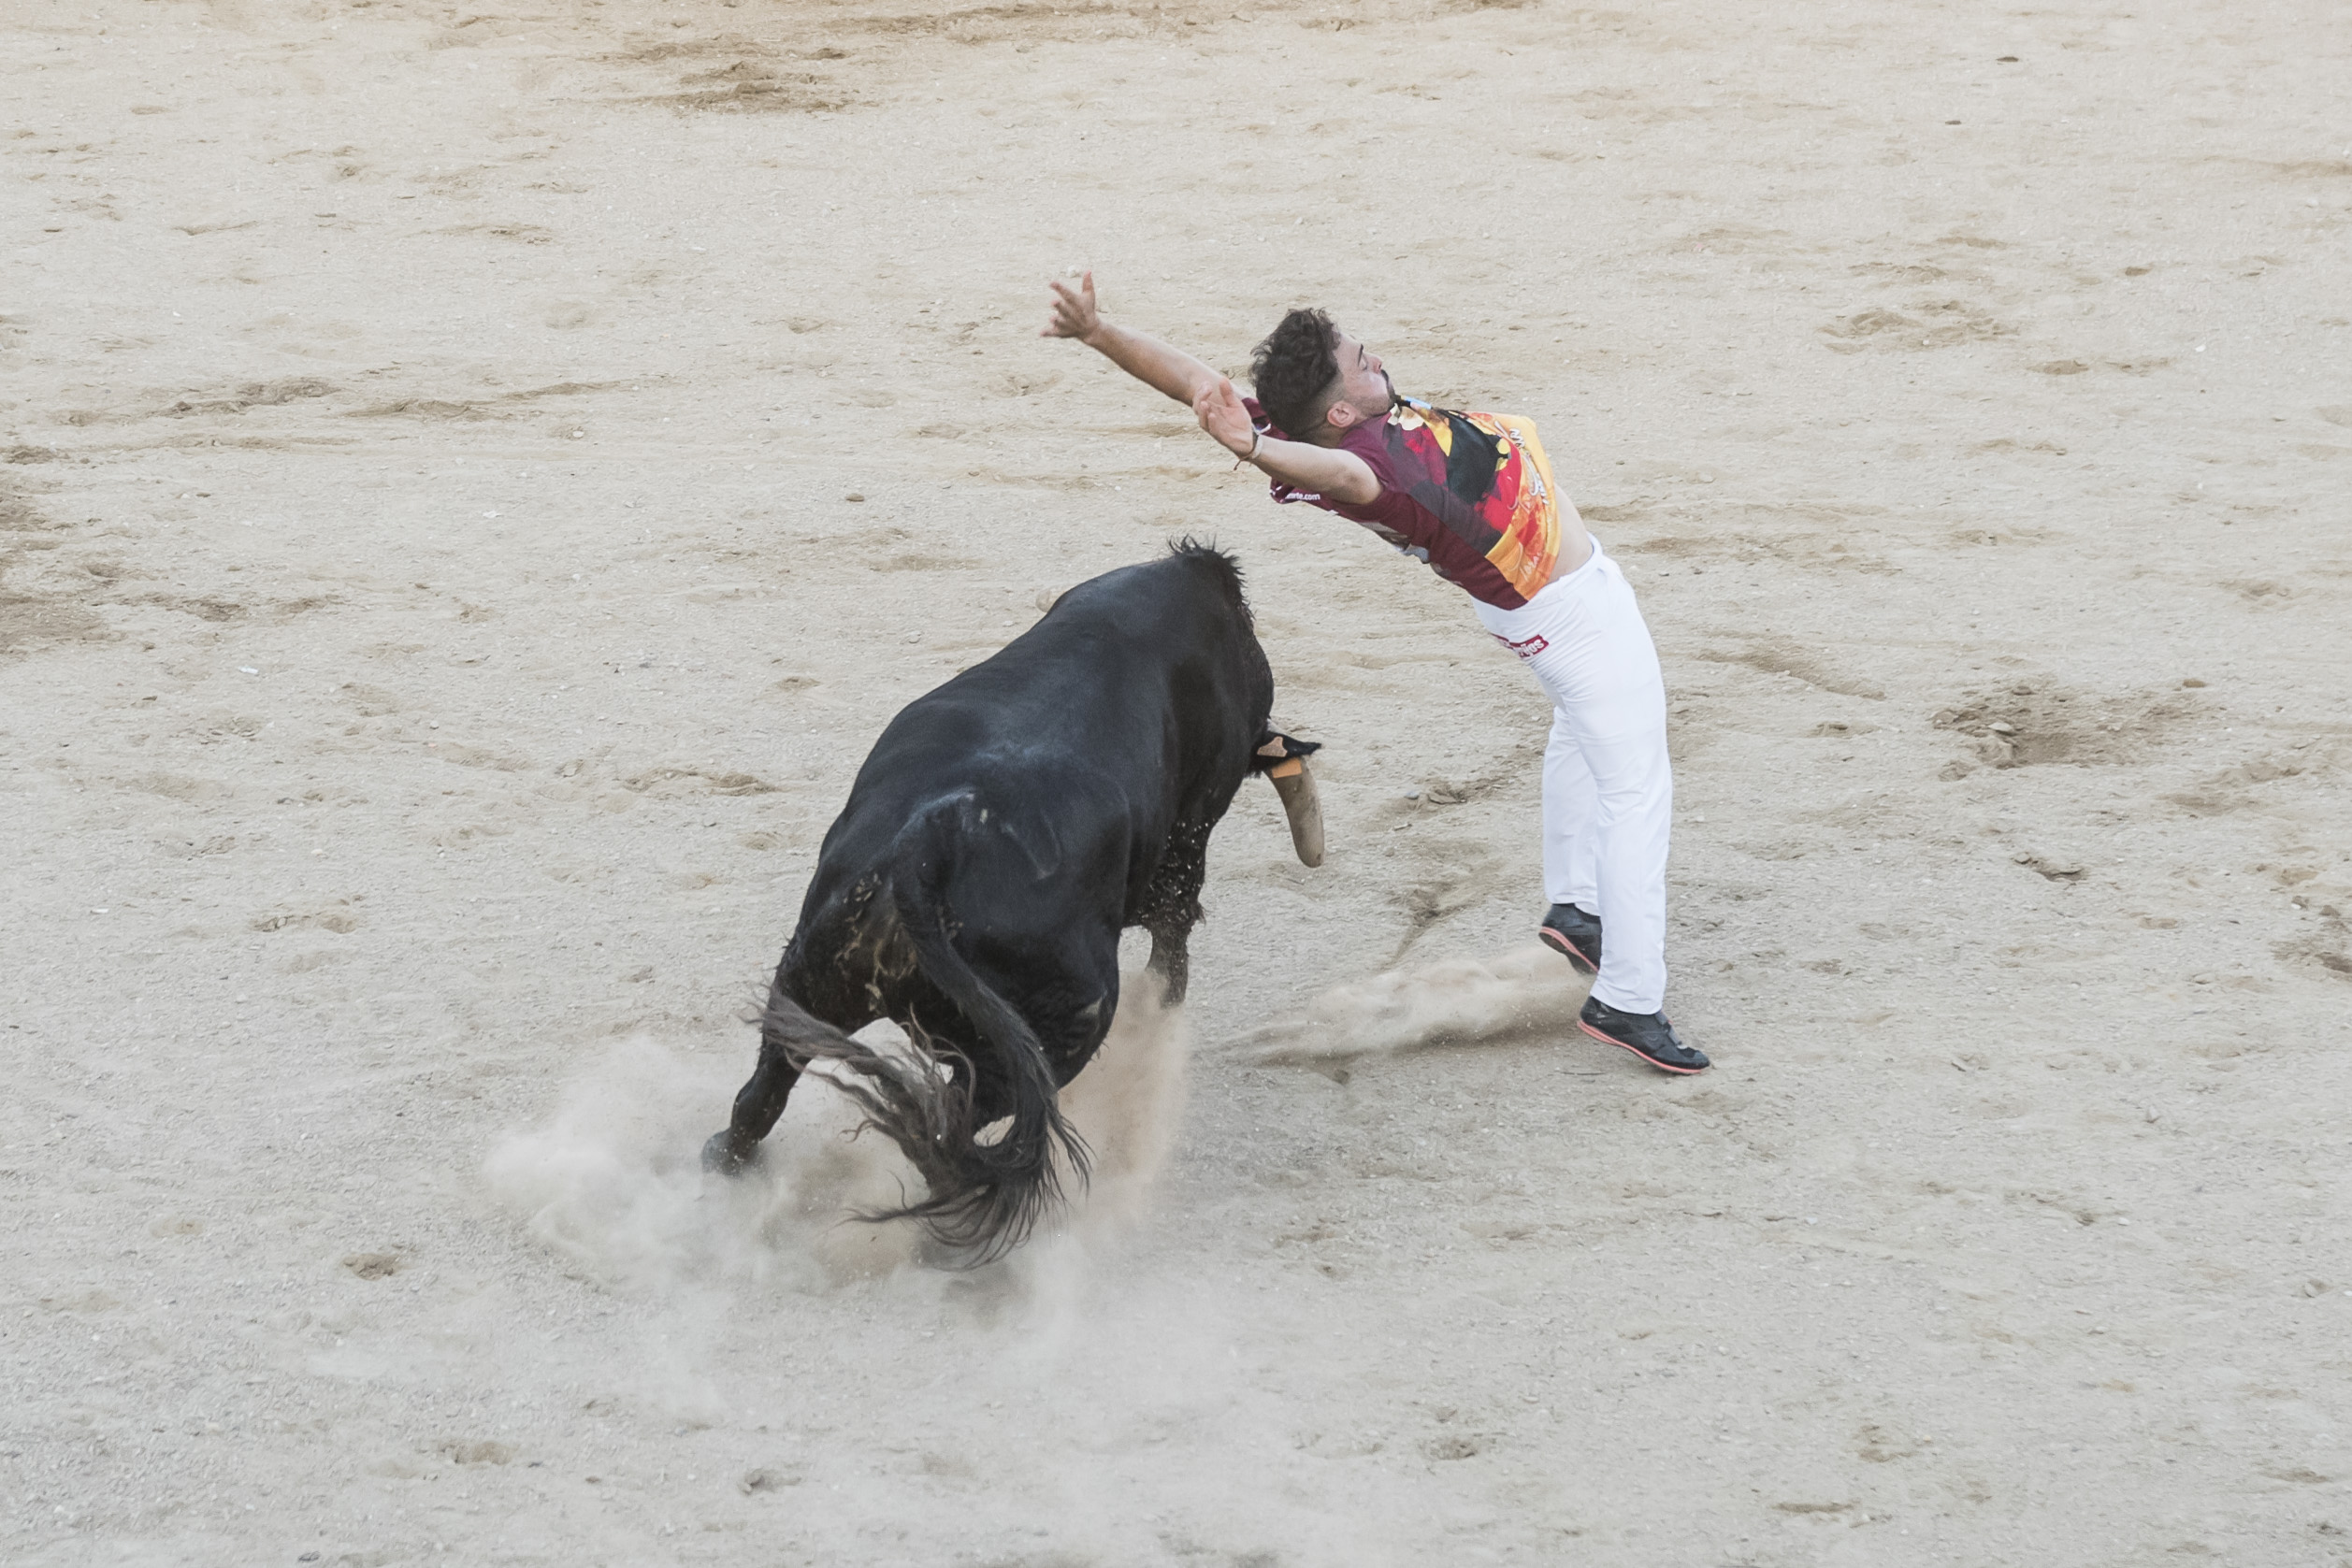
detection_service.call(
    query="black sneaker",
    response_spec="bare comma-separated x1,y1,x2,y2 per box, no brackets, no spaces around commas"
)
1578,997,1710,1074
1538,902,1603,976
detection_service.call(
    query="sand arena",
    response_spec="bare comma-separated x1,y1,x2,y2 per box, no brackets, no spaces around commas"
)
6,1,2350,1563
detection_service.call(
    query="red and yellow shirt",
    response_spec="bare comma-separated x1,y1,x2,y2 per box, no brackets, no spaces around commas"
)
1248,395,1564,610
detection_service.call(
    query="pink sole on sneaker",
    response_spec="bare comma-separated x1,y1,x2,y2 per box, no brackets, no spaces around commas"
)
1537,926,1599,975
1577,1018,1708,1074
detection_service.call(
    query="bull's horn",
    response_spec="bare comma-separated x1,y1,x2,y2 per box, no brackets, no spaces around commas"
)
1267,757,1325,868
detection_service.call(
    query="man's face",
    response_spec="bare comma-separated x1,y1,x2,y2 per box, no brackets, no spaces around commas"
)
1322,329,1395,433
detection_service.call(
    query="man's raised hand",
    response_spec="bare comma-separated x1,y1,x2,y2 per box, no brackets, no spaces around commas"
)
1042,270,1101,340
1192,377,1257,458
1044,281,1228,411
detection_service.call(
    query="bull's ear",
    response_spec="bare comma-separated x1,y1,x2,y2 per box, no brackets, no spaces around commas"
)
1251,729,1323,770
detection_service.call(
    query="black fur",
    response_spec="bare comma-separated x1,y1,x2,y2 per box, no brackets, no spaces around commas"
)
704,542,1289,1264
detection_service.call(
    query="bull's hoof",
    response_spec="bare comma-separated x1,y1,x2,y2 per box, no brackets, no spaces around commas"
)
701,1129,758,1176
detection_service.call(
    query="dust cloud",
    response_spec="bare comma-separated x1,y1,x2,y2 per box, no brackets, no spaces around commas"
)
483,1037,923,1296
25,2,2348,1554
474,978,1403,1566
483,967,1194,1298
1241,942,1586,1063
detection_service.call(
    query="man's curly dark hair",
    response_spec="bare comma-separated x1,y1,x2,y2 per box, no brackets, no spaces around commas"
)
1248,308,1341,439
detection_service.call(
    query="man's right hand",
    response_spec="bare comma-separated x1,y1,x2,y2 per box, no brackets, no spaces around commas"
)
1042,270,1102,340
1040,276,1228,413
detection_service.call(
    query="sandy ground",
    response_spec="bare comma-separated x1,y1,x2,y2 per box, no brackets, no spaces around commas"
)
7,0,2352,1562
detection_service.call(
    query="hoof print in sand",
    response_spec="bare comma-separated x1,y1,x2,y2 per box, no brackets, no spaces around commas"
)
1932,682,2197,769
435,1439,514,1466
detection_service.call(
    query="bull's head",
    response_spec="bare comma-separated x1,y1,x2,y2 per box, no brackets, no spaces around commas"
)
1252,731,1325,869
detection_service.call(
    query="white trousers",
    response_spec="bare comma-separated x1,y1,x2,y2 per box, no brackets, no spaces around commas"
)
1472,541,1672,1014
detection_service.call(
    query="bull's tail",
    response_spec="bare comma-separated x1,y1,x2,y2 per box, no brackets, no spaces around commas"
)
764,805,1089,1265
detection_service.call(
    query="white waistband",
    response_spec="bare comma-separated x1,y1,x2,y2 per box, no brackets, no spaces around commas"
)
1475,537,1607,626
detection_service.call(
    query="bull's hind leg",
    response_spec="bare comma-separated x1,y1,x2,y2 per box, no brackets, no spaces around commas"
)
1135,816,1210,1005
702,969,870,1176
702,1040,798,1175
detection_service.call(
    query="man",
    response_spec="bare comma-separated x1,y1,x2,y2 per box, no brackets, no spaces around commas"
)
1043,272,1707,1074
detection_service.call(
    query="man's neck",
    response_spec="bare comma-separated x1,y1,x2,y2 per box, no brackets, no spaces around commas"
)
1314,404,1392,448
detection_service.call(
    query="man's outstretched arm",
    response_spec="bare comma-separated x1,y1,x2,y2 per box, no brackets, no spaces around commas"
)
1044,272,1380,507
1043,271,1219,406
1191,378,1379,505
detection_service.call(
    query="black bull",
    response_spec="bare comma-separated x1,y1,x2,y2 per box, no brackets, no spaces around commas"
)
701,543,1322,1261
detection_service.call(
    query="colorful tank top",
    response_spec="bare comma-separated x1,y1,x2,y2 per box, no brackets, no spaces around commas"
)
1247,395,1564,610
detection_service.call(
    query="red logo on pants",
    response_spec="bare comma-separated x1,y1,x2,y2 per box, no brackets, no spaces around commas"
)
1493,631,1550,660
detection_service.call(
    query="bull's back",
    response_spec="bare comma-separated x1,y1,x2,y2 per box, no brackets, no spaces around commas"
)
801,551,1268,922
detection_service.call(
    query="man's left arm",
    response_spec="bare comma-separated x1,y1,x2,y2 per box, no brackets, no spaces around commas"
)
1193,378,1380,506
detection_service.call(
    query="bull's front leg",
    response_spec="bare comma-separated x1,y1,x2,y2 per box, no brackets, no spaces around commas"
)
1135,817,1209,1006
1145,928,1190,1006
